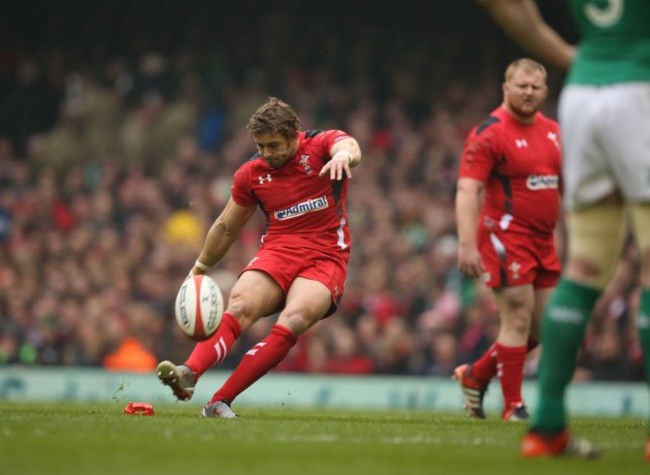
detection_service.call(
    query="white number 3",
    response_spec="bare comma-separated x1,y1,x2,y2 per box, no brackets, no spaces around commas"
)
584,0,624,27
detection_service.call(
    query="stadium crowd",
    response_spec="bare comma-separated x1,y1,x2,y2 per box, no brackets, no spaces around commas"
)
0,1,645,381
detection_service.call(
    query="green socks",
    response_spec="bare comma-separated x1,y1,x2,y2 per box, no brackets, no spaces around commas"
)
531,279,601,431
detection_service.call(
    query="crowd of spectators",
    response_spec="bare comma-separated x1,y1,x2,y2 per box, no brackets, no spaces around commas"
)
0,1,645,381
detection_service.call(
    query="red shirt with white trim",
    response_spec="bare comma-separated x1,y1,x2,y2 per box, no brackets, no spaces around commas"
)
232,129,352,257
458,106,562,235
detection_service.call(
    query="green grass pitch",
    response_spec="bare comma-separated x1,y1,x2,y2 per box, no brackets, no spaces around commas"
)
0,402,647,475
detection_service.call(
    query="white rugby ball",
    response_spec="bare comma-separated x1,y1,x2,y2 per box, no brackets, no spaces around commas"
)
174,274,224,341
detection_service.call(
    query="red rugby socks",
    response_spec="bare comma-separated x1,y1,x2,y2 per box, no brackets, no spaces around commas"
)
470,343,497,383
209,324,298,404
471,335,539,383
496,343,527,408
185,312,241,377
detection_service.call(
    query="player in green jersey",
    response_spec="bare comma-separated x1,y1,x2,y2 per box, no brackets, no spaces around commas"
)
479,0,650,461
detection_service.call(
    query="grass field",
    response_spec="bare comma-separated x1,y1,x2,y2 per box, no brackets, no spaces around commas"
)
0,402,647,475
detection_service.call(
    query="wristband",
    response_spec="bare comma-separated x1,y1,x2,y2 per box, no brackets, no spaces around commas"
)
194,260,211,272
335,150,354,165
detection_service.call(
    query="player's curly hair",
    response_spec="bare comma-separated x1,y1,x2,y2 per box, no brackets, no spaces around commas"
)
247,97,301,141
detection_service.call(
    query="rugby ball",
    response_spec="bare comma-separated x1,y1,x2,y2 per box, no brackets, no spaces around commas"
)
174,274,224,341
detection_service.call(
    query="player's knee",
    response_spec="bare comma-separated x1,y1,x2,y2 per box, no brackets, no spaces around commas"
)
276,312,309,335
226,298,259,330
502,309,532,336
498,297,533,334
277,307,324,335
566,205,627,288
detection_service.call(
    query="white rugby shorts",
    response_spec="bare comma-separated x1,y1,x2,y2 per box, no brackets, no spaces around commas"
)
558,82,650,210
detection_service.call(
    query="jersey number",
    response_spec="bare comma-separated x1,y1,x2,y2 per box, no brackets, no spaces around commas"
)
584,0,624,27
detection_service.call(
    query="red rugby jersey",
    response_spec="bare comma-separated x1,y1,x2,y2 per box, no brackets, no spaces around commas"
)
458,106,562,235
231,129,352,256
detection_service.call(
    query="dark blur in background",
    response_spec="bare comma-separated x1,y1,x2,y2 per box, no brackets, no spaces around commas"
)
0,0,643,383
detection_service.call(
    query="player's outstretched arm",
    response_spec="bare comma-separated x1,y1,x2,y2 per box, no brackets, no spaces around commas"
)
478,0,575,71
191,198,257,275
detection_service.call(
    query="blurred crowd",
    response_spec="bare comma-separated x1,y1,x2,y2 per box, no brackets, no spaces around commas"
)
0,1,645,381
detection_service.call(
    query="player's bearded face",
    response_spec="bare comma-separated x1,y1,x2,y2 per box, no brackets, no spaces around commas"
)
254,133,297,169
504,70,548,120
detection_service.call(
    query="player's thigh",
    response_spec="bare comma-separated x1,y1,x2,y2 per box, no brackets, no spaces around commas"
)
228,270,285,330
279,277,333,335
565,205,627,288
299,254,348,307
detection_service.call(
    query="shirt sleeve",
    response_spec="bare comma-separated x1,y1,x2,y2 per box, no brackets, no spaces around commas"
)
230,165,257,207
320,130,352,162
458,127,500,183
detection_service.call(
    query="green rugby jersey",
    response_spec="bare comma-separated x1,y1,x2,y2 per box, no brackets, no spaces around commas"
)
567,0,650,84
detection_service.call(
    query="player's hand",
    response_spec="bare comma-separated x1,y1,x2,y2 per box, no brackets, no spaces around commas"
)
457,244,484,279
320,151,352,181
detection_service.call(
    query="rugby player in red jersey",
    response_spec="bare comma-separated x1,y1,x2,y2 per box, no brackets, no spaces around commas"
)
157,97,361,417
454,58,562,422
